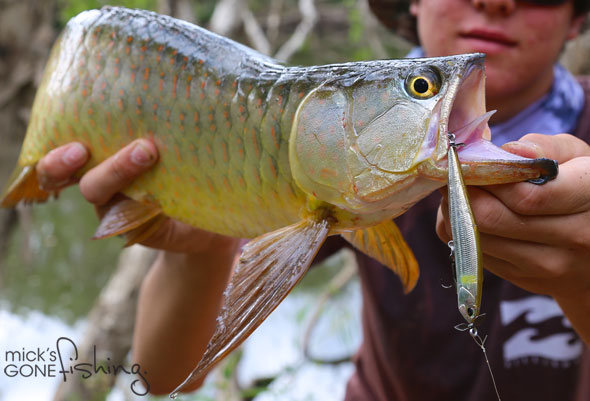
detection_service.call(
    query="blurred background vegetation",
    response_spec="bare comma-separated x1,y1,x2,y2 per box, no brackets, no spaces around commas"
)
0,0,588,400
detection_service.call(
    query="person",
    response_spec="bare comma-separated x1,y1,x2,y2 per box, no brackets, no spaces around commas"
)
34,0,590,399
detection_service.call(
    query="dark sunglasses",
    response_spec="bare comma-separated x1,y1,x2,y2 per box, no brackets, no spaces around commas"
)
518,0,569,5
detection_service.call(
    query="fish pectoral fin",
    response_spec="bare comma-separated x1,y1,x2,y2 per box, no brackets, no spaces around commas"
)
171,219,331,396
341,220,419,293
93,196,163,243
0,165,51,207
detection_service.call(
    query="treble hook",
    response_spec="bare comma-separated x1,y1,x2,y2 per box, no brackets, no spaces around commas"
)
440,240,456,289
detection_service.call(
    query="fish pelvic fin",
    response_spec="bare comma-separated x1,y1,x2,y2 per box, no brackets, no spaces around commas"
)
342,220,419,293
93,197,163,245
170,218,331,397
0,164,51,207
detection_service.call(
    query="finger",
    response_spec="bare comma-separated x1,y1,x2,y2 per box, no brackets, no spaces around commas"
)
479,233,583,297
79,139,158,205
480,232,557,277
442,184,590,248
480,254,546,295
502,133,590,163
36,142,89,190
483,156,590,215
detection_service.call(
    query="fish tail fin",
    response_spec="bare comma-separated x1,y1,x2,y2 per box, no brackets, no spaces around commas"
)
0,164,51,208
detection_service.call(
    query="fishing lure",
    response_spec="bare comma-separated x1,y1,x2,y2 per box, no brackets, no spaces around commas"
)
447,132,501,400
447,132,482,324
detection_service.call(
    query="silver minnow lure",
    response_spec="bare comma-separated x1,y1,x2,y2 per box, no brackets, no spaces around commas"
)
447,132,483,324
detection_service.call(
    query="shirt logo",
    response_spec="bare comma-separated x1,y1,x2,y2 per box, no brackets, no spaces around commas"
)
499,296,583,368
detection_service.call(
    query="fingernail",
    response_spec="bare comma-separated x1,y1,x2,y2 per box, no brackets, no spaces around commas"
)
62,143,88,166
502,141,543,158
130,141,156,166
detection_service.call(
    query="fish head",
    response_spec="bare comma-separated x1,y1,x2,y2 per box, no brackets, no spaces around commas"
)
290,53,556,224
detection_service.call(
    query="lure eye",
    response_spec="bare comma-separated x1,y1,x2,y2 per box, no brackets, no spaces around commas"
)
405,68,442,99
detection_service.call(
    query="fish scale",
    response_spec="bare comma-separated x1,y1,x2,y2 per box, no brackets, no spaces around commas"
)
20,7,309,238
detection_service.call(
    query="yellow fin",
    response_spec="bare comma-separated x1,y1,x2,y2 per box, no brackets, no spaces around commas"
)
171,219,331,396
341,220,419,293
93,197,162,241
0,165,51,207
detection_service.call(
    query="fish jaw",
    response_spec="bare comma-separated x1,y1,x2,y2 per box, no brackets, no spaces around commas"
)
419,58,558,185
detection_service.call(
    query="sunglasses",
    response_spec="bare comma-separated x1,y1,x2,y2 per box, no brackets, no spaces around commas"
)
518,0,569,5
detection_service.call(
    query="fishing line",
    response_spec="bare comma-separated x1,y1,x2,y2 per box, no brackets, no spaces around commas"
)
445,138,502,401
449,236,502,401
454,321,502,401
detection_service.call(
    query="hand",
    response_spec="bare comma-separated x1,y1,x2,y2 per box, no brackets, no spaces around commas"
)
37,140,241,392
436,133,590,343
36,140,238,253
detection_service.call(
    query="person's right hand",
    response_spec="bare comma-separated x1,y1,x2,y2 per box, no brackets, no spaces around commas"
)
36,139,239,254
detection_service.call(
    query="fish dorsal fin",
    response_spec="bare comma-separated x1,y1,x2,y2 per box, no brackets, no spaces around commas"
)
341,220,419,293
93,197,163,244
0,165,51,207
171,219,331,396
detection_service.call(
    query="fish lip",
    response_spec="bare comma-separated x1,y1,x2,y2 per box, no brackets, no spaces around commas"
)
416,58,488,165
432,58,489,161
459,28,518,47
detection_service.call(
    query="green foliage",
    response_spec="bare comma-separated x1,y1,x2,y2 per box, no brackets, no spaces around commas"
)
57,0,158,26
1,187,124,323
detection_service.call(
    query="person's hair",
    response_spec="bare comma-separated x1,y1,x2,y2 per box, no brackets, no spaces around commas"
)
574,0,590,17
368,0,589,45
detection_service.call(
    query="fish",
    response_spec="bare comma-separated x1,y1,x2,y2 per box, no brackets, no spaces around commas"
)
0,6,558,394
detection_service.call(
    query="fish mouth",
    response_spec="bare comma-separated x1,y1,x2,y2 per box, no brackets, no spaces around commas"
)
426,59,558,185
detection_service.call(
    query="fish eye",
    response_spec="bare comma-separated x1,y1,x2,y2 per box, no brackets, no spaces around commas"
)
405,68,442,99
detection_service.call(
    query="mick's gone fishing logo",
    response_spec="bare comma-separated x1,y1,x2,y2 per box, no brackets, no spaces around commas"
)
2,336,149,396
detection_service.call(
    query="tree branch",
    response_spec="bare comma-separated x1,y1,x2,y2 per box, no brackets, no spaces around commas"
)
274,0,318,62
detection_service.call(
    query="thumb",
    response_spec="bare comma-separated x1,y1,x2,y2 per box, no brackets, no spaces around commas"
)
501,133,590,164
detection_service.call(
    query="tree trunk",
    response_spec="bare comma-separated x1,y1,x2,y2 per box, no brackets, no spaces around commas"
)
51,245,157,401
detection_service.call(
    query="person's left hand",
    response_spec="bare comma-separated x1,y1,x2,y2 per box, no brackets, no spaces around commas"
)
436,133,590,342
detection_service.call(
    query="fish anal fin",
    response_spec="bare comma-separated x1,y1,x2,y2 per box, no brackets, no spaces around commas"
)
342,220,419,293
93,197,162,240
170,219,331,396
0,165,51,207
